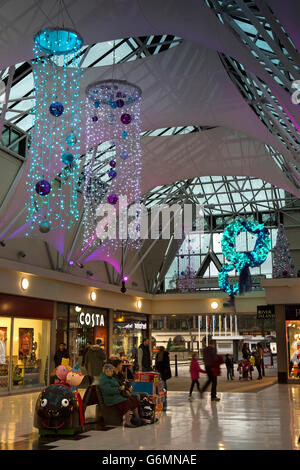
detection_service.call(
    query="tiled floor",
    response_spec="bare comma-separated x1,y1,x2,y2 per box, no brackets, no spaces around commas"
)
1,384,300,450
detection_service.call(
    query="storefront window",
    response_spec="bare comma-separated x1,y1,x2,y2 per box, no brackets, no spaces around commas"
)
0,317,11,392
112,312,148,358
12,318,50,390
287,321,300,380
56,303,108,367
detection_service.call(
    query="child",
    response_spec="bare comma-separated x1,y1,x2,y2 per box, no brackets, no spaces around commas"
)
225,354,234,380
188,353,206,400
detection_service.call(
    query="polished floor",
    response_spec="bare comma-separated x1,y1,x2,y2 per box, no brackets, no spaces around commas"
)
1,383,300,450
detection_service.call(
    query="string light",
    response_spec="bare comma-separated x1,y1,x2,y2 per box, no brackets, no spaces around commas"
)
83,79,142,252
26,27,83,233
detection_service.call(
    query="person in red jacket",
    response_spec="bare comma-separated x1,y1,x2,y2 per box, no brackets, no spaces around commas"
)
188,353,206,401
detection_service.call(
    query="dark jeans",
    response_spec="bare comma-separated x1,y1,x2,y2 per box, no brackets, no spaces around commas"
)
189,379,200,395
226,366,233,380
256,364,262,379
201,366,217,398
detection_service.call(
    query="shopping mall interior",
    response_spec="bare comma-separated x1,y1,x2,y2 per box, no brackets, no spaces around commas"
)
0,0,300,455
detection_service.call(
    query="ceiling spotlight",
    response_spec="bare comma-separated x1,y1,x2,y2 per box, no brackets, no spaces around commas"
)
90,291,96,302
123,275,129,282
211,301,219,310
0,241,6,247
137,299,142,309
68,260,74,266
18,251,26,258
75,306,81,312
77,263,84,268
21,277,29,291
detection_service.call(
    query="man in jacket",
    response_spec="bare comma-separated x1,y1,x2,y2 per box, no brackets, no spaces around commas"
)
138,338,152,372
84,339,106,384
200,339,220,401
54,343,70,368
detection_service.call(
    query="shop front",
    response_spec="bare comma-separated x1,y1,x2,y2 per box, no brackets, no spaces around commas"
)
112,311,149,358
0,293,53,394
286,305,300,382
55,303,108,367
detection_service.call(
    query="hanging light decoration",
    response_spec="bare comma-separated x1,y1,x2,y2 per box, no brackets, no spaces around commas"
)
83,78,142,249
26,27,83,234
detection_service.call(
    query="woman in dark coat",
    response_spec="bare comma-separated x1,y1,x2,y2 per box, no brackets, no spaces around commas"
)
155,346,172,389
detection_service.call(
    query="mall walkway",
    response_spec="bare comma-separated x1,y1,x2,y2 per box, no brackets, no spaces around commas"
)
0,383,300,450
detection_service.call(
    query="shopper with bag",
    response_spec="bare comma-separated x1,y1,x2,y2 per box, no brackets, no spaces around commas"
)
200,339,222,401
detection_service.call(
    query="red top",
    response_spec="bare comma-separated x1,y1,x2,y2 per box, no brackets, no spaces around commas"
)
190,359,206,380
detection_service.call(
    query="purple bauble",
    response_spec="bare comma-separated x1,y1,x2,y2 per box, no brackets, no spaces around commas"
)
49,102,64,117
108,169,117,179
120,113,132,125
109,160,116,168
107,193,118,205
35,180,51,196
116,91,122,97
92,116,98,122
116,99,124,108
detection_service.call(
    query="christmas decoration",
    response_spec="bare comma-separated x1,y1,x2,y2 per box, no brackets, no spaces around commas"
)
177,238,196,292
272,223,296,278
218,219,271,297
83,78,142,250
26,27,83,234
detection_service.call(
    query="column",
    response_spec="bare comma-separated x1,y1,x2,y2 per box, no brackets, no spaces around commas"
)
275,304,288,383
108,308,114,357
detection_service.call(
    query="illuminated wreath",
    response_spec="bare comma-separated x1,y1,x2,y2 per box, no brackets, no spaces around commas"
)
218,219,271,296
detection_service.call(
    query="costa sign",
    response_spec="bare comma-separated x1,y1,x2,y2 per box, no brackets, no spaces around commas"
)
78,312,105,327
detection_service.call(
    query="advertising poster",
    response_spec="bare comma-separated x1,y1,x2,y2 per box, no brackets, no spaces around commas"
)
19,328,34,360
0,327,7,365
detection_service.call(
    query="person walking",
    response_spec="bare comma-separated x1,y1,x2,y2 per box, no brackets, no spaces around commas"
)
84,339,106,384
200,339,221,401
188,353,205,400
225,354,234,380
54,343,70,368
81,340,92,367
138,338,152,372
155,346,172,390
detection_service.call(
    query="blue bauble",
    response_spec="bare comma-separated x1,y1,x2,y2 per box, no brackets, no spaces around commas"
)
110,101,117,109
120,151,129,160
49,102,64,117
122,131,128,139
65,133,77,146
94,100,100,108
62,152,74,165
39,220,51,234
108,169,117,179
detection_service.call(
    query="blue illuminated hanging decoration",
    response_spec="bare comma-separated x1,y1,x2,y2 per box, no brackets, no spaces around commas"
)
218,219,271,302
26,27,83,234
83,79,142,250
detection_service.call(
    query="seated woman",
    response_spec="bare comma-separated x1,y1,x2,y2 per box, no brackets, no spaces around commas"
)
99,363,145,428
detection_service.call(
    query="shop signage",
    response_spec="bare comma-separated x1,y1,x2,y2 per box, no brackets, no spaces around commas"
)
117,321,147,330
78,312,105,327
285,305,300,320
257,305,275,320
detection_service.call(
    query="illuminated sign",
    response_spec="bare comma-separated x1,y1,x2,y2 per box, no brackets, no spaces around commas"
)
117,321,147,330
78,312,105,327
